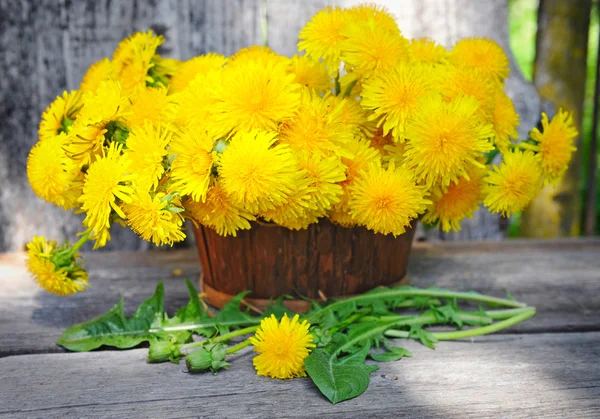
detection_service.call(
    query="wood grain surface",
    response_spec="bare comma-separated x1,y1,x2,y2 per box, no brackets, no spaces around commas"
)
1,332,598,418
1,239,599,356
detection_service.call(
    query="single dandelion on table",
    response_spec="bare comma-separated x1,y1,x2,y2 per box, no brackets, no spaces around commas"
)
250,314,315,379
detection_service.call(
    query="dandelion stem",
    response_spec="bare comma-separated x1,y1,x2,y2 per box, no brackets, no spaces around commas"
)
226,339,252,355
71,231,91,254
212,325,259,343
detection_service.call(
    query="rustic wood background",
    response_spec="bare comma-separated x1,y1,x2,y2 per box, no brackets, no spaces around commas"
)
0,0,539,252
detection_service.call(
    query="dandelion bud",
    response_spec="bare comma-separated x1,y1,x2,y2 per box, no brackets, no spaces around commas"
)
148,340,180,363
185,344,229,374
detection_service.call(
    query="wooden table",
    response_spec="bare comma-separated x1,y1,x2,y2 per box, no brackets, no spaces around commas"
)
1,239,599,418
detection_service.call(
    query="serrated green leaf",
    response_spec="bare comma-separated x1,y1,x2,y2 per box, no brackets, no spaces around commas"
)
262,295,297,319
57,281,165,351
212,291,256,334
305,348,379,404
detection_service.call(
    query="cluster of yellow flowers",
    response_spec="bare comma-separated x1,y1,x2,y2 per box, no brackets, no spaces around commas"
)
27,4,578,295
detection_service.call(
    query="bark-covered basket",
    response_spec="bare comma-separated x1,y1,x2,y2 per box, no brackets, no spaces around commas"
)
194,219,417,311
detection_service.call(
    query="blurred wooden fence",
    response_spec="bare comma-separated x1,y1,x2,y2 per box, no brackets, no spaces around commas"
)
0,0,539,251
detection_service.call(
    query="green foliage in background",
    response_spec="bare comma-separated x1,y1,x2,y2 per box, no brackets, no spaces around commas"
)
508,0,599,235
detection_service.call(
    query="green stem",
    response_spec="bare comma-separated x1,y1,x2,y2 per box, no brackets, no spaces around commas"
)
334,73,341,96
212,325,258,343
330,311,369,334
226,339,252,355
149,318,260,334
179,325,258,353
310,288,526,324
384,308,536,341
432,308,536,340
71,231,91,254
360,308,526,325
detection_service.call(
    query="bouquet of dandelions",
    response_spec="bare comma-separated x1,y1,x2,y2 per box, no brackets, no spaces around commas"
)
27,4,560,404
26,5,576,297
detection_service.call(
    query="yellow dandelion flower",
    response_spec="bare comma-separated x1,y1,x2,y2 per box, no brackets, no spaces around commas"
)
361,64,434,141
123,191,185,246
297,151,346,213
344,3,399,34
171,69,223,130
329,185,355,227
65,122,108,167
484,149,542,216
184,180,255,237
229,45,287,68
250,313,315,379
287,55,331,94
408,38,448,66
340,20,410,79
325,94,375,137
422,168,486,232
219,130,298,212
79,143,134,249
26,236,88,296
150,56,180,86
450,37,510,82
79,58,113,93
125,122,171,190
39,90,83,142
279,92,353,156
492,89,519,152
126,86,174,128
78,80,130,127
404,94,494,187
259,173,317,230
527,109,578,185
27,133,82,210
438,66,496,121
169,53,227,94
112,30,164,92
341,137,382,184
210,60,300,135
298,6,347,73
169,126,217,202
349,160,429,236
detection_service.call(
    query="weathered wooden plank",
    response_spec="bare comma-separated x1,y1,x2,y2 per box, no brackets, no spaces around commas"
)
1,239,599,356
0,332,598,418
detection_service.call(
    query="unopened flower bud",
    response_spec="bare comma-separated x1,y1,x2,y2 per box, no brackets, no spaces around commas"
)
185,348,213,372
148,340,180,363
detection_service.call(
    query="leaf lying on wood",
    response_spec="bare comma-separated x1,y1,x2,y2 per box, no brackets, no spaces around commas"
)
57,281,166,352
57,282,536,406
57,279,260,351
